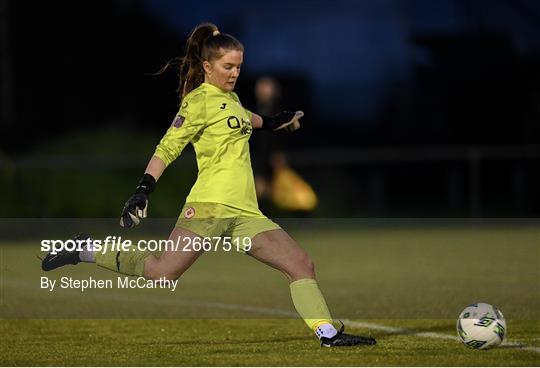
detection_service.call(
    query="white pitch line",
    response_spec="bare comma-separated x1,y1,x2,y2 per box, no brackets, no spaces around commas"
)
2,278,539,354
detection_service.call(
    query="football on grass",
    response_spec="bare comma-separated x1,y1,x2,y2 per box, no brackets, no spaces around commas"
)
457,302,506,349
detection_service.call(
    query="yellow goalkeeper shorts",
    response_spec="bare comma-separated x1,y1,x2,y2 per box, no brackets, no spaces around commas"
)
174,202,281,252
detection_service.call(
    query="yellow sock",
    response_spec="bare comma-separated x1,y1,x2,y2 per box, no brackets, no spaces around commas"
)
95,247,151,277
289,278,333,331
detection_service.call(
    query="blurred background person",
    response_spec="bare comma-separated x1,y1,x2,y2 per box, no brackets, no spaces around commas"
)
251,76,283,211
251,76,317,216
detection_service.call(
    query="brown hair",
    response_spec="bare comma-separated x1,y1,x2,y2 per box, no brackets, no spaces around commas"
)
159,23,244,101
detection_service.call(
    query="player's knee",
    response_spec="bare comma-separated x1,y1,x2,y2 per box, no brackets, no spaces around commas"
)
161,272,180,282
309,258,315,274
146,270,180,282
303,256,315,276
144,261,182,282
292,251,315,279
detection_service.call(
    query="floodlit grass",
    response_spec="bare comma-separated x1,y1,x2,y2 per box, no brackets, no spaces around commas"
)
1,223,539,365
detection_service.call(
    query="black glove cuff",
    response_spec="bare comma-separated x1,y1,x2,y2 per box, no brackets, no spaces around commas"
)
260,111,295,131
260,115,279,130
135,173,156,195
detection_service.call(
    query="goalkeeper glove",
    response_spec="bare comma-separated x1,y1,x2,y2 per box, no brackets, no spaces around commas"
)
261,110,304,132
120,173,156,228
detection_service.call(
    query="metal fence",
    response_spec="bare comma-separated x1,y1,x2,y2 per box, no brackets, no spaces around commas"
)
2,145,539,217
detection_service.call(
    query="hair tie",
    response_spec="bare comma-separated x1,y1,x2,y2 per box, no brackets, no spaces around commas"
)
212,30,220,36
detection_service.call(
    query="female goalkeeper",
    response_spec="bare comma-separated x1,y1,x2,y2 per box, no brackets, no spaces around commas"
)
42,22,376,348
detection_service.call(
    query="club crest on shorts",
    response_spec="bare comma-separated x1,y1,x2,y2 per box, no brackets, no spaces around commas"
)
184,207,195,219
172,115,185,128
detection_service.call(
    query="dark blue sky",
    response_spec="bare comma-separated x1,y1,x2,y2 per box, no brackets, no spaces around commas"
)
141,0,540,121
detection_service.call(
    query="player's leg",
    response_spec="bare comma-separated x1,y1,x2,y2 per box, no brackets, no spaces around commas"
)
95,226,205,280
138,202,233,280
42,227,204,281
42,203,231,279
248,228,315,281
247,229,331,333
247,227,376,347
142,227,204,281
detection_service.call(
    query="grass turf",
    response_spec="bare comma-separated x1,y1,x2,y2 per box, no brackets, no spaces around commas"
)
1,319,539,366
1,222,539,365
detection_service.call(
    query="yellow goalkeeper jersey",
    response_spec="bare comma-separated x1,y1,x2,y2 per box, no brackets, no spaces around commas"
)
154,82,261,214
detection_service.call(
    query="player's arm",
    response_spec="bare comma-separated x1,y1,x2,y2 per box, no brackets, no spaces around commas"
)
144,155,167,182
119,155,167,228
251,110,304,131
120,97,205,228
250,112,264,129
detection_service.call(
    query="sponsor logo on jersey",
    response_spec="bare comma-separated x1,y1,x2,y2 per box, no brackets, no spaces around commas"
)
240,119,252,135
227,116,252,135
184,207,195,219
172,115,185,128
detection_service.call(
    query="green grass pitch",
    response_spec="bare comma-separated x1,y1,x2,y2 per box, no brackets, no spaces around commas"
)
1,222,539,366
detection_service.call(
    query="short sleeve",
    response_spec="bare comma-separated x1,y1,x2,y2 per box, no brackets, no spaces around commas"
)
244,108,253,121
153,93,206,166
231,92,252,121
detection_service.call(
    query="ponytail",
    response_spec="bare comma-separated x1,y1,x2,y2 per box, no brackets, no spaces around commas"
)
180,22,219,98
157,23,244,103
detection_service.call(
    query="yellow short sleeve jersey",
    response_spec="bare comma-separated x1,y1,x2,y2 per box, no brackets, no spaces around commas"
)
154,82,261,214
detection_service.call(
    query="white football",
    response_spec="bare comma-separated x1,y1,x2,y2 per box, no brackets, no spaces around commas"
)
457,302,506,349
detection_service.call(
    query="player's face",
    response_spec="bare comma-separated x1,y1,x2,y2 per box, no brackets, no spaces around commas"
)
204,49,243,92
